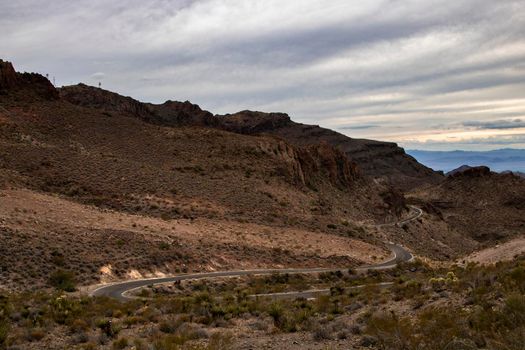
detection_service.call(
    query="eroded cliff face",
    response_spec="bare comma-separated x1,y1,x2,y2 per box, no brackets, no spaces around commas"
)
259,140,361,190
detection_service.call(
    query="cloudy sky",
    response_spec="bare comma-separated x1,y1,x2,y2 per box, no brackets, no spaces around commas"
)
2,0,525,150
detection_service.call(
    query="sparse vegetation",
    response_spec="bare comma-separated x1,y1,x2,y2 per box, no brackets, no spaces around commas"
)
0,254,524,348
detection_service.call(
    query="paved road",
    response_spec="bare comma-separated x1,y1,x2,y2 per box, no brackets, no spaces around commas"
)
397,205,423,226
91,208,420,301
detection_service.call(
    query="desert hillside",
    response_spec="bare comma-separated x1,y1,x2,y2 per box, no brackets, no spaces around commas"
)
1,60,408,291
59,84,443,190
410,166,525,244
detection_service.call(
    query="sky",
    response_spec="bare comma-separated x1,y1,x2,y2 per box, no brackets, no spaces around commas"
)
1,0,525,151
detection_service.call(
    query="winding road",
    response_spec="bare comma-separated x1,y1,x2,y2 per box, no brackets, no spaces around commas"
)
91,207,421,301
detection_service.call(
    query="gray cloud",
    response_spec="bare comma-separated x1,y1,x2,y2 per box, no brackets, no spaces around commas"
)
1,0,525,150
463,119,525,130
339,124,379,130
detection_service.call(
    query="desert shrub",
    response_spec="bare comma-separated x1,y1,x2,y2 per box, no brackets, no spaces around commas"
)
507,266,525,293
153,325,208,349
48,295,82,325
25,327,46,342
49,269,76,291
312,324,332,341
0,316,9,347
206,332,233,350
112,337,128,349
96,318,119,338
501,294,525,329
266,302,303,332
366,311,415,349
392,279,423,300
367,307,478,350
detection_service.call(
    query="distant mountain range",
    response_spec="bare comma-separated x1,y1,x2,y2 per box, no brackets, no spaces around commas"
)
407,149,525,173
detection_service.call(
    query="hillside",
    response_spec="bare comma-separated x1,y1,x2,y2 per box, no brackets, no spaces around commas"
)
59,84,443,190
1,60,406,291
410,166,525,244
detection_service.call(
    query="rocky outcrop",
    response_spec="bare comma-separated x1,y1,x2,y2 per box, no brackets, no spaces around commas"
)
0,60,58,99
298,142,361,189
221,110,292,133
380,188,407,217
146,100,220,127
259,140,361,189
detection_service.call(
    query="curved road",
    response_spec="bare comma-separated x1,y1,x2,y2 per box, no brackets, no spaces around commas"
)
91,208,420,301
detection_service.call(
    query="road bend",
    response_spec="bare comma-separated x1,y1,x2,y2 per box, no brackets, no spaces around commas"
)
91,208,421,301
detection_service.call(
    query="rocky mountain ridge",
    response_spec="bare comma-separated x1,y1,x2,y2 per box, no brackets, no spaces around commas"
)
58,83,443,189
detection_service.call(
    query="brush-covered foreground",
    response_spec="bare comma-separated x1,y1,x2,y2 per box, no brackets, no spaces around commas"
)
1,257,524,349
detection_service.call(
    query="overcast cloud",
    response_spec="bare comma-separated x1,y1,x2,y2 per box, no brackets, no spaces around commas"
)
1,0,525,150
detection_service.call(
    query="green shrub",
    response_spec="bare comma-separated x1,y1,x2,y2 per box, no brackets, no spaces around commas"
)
49,269,76,292
0,316,9,347
112,337,128,349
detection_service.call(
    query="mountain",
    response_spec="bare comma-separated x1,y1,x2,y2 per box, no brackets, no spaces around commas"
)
1,59,409,291
219,111,444,190
59,84,443,190
408,149,525,173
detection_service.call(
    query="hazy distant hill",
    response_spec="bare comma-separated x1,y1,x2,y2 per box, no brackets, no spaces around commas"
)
407,149,525,173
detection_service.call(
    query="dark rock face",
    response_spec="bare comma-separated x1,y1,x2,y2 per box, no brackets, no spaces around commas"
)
298,142,361,189
380,188,407,217
221,110,292,134
0,60,58,99
260,140,362,190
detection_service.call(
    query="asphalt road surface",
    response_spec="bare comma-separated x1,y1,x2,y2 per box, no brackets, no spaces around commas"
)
91,208,420,301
